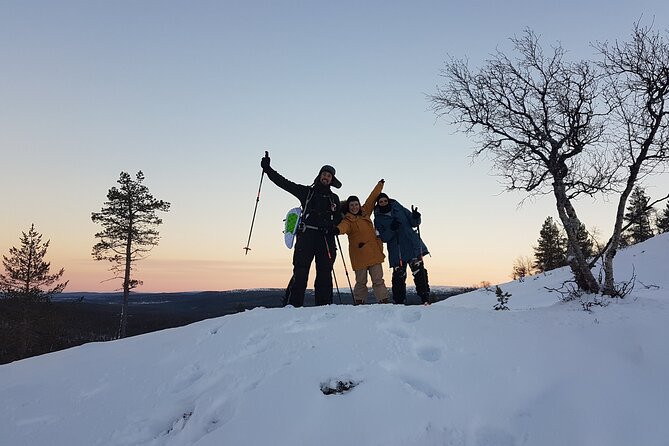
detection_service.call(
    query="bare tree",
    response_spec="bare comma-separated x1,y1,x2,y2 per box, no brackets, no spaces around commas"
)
512,255,535,281
597,22,669,296
91,171,170,338
430,29,613,293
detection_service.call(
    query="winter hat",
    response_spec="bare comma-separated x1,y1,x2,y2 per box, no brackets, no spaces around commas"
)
376,192,391,213
346,195,361,214
317,164,342,189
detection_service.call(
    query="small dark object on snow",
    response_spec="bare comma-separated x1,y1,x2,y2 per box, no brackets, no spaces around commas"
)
320,379,359,395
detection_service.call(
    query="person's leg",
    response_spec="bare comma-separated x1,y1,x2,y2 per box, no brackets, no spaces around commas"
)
288,234,315,307
282,275,294,306
369,263,389,303
313,234,335,306
353,268,369,304
391,263,407,304
410,259,431,304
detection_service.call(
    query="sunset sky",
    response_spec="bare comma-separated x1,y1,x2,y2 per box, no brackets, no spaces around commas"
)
2,0,669,292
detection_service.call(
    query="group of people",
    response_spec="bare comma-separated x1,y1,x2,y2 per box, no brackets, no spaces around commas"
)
260,154,431,307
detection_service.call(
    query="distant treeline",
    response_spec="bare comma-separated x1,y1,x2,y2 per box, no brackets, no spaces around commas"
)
0,288,466,364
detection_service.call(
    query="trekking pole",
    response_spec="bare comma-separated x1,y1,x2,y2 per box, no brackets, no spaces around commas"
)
335,235,356,305
413,205,430,258
324,235,342,304
412,205,431,304
244,151,268,254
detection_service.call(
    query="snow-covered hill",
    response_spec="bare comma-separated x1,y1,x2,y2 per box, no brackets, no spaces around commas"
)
2,234,669,446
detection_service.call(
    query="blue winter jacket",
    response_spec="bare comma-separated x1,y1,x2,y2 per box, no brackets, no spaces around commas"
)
374,199,429,267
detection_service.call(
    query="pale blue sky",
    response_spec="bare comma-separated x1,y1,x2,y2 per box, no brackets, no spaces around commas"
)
2,1,668,291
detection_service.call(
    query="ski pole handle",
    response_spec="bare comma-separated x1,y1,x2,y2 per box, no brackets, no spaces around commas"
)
244,150,269,254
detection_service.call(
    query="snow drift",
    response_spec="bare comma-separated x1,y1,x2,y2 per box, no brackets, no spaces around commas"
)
2,234,669,446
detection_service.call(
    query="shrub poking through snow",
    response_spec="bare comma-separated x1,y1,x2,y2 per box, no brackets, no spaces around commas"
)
494,286,511,311
320,379,359,395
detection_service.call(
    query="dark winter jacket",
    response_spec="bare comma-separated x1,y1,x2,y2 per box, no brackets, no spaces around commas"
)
264,166,342,231
374,199,428,267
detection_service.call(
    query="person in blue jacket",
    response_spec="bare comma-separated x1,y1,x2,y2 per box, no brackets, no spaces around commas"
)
373,193,430,304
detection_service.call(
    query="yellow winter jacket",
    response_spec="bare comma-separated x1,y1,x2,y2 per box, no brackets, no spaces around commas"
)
337,181,386,271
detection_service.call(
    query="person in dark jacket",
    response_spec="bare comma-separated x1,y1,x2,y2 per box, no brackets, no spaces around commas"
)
261,153,342,307
373,193,430,304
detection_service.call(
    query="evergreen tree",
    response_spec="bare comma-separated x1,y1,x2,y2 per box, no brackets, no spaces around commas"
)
657,201,669,234
623,186,655,245
0,224,68,301
493,286,511,311
91,171,170,338
575,223,595,259
533,217,567,272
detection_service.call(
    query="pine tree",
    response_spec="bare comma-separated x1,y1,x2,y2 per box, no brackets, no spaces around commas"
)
623,186,655,245
91,171,170,338
533,217,567,273
493,286,511,311
657,201,669,234
575,223,595,259
0,224,68,301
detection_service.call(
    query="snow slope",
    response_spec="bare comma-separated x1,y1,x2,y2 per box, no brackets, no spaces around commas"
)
1,234,669,446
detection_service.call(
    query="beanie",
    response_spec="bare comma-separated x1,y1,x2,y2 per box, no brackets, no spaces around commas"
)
376,193,389,204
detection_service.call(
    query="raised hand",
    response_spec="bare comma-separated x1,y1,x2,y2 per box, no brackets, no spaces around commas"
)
261,153,271,171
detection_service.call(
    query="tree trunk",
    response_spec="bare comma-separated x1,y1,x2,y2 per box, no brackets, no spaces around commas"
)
602,168,640,296
553,181,600,294
119,223,133,339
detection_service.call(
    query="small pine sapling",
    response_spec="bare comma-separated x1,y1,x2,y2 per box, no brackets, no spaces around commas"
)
494,285,511,311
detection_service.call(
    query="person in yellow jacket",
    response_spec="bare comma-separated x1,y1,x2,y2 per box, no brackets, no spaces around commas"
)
335,179,390,304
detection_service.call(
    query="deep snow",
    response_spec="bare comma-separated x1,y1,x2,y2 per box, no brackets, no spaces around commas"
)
1,234,669,446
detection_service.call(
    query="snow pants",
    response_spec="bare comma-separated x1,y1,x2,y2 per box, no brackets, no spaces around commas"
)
391,259,430,304
285,229,336,307
353,263,388,304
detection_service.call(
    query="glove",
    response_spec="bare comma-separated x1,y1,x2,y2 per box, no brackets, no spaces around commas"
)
411,205,421,220
379,179,385,184
390,219,400,231
261,154,271,171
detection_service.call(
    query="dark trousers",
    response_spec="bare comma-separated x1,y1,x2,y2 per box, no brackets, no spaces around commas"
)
285,230,336,307
391,259,430,304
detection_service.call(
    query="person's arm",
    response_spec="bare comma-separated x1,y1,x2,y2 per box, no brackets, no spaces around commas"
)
337,218,352,236
261,155,308,203
374,216,396,243
362,180,384,215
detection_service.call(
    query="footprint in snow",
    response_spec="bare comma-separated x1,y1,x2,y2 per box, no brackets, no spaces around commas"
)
401,376,445,399
245,330,268,346
401,309,422,323
385,325,410,339
169,364,205,392
415,343,443,362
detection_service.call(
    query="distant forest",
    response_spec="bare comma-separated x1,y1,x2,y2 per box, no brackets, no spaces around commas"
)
0,288,465,364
